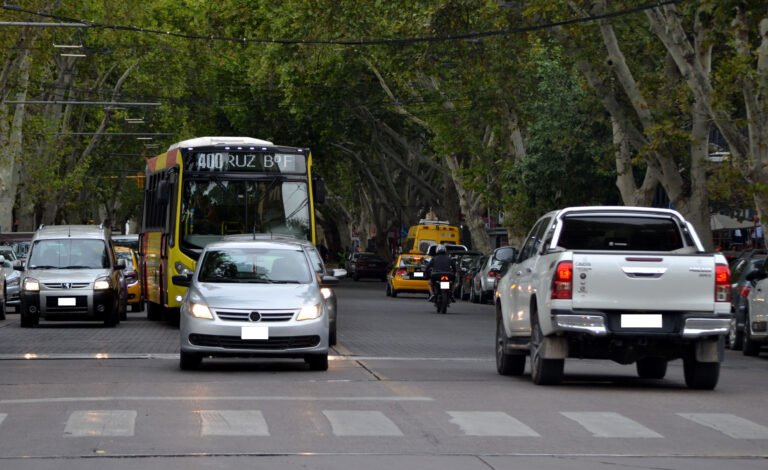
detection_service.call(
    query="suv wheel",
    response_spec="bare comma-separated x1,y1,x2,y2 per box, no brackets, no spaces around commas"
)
530,313,563,385
743,322,761,356
496,310,525,376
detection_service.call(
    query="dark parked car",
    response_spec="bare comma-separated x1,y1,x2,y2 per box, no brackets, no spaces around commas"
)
728,251,767,350
351,253,388,281
453,252,482,298
461,255,487,301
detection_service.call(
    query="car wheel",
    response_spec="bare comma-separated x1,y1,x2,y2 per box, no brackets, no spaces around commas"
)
20,307,38,328
728,314,744,351
385,283,392,297
131,299,144,313
0,296,5,321
683,357,720,390
104,307,119,328
306,353,329,371
329,323,337,346
743,322,761,356
530,313,563,385
479,289,487,304
353,274,359,281
469,286,477,303
496,310,525,376
180,351,202,370
636,357,667,379
391,287,398,298
461,284,469,301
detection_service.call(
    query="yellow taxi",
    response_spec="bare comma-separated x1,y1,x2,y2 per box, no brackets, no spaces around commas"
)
114,246,143,312
386,253,432,297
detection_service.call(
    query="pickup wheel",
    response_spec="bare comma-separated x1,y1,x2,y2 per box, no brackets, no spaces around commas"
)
530,315,563,385
742,322,761,356
636,357,667,379
496,312,525,376
728,313,744,350
683,357,719,390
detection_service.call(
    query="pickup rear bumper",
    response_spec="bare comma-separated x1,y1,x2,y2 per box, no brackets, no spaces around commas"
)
551,309,730,338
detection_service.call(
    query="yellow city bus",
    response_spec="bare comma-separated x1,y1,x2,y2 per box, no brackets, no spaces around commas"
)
404,219,461,254
139,136,324,321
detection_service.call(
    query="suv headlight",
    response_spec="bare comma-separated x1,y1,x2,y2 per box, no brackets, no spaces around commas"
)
297,304,321,321
94,278,111,290
189,303,213,320
23,278,40,292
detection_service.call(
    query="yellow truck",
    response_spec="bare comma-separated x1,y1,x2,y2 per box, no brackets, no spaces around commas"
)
404,220,461,254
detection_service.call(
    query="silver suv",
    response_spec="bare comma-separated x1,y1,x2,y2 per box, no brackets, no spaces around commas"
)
15,225,127,327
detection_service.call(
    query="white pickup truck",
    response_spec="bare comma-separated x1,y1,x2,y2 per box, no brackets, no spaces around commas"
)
494,206,731,389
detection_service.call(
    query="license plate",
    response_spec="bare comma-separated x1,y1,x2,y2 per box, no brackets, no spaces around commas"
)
57,297,76,306
440,281,450,289
413,272,424,278
621,314,662,328
241,326,269,340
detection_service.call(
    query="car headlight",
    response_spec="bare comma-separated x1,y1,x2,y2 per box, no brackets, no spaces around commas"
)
189,303,213,320
320,287,332,299
297,304,321,321
23,278,39,292
175,261,193,275
94,278,111,290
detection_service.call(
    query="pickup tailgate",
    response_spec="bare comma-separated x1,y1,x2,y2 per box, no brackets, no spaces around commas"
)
571,253,716,312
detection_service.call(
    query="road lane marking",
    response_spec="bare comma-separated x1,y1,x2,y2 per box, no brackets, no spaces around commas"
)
323,410,403,436
448,411,540,437
0,353,493,361
0,413,5,429
0,396,433,405
678,413,768,439
561,412,663,438
64,410,137,437
199,410,269,436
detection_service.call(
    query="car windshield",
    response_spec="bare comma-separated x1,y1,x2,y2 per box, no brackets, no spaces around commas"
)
399,256,430,268
198,247,312,283
28,239,109,269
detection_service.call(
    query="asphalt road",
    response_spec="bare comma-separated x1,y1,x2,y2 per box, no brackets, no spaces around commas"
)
0,278,767,469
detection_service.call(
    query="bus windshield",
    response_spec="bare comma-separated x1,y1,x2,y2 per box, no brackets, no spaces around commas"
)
180,179,311,249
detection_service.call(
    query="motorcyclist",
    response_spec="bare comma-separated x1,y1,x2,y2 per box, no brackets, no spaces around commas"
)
426,244,457,302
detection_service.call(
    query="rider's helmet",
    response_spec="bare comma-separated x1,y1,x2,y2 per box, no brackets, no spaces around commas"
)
435,244,447,255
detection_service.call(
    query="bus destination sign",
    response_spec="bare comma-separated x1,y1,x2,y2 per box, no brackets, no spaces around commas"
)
186,152,306,174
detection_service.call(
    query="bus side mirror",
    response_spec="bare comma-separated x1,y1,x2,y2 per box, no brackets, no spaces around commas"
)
172,274,192,287
157,180,170,205
313,177,326,205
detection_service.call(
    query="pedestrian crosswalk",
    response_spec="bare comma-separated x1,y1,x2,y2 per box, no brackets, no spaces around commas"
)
1,408,768,440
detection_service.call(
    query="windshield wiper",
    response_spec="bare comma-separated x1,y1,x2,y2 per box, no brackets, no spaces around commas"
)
61,265,93,269
269,280,300,284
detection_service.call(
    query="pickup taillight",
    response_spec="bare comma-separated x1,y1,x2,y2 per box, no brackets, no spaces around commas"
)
715,264,731,302
551,261,573,299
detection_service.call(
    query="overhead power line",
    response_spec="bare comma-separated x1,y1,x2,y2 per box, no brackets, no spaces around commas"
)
0,21,87,27
0,1,679,46
5,101,161,106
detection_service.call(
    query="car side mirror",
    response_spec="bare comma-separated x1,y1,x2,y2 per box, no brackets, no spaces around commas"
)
115,259,127,270
331,268,347,278
494,246,518,264
13,260,24,271
172,274,192,287
321,275,339,286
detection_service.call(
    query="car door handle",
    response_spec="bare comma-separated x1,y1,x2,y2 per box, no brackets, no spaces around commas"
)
516,271,523,276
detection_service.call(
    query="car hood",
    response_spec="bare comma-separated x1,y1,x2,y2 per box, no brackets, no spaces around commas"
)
25,268,112,283
190,282,321,310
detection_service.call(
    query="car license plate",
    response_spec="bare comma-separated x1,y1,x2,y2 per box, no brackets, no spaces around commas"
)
413,272,424,278
440,281,450,289
57,297,76,306
241,326,269,340
621,314,662,328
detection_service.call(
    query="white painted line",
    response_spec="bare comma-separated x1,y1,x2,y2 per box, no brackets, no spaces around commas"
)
448,411,540,437
0,395,432,405
678,413,768,439
64,410,137,437
0,353,493,361
200,410,269,436
562,412,663,438
0,413,6,428
323,410,403,436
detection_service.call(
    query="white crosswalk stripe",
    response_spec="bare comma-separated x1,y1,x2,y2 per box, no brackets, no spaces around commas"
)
678,413,768,439
561,412,663,438
323,410,403,436
199,410,270,436
63,410,137,437
447,411,540,437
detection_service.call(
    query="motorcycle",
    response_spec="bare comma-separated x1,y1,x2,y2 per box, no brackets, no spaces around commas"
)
434,274,453,314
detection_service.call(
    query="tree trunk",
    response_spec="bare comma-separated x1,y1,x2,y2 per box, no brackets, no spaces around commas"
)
0,52,30,232
445,155,491,254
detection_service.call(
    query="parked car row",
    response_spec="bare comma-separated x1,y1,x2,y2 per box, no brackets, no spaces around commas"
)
727,249,768,356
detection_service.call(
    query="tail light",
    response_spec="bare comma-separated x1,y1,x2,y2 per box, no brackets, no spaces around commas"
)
738,286,751,298
396,269,407,277
551,261,573,299
487,270,499,278
441,275,450,281
715,264,731,302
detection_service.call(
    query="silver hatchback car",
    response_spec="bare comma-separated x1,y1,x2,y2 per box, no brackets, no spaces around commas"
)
173,239,341,370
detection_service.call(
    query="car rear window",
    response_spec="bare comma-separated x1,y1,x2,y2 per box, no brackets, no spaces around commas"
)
557,216,685,251
198,248,311,283
399,256,430,268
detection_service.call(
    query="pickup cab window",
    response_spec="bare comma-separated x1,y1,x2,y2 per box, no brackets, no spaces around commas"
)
557,216,685,251
520,217,551,262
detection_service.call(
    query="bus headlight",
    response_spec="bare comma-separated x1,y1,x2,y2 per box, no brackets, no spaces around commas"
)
297,304,321,321
190,303,213,320
23,278,40,292
175,262,193,275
